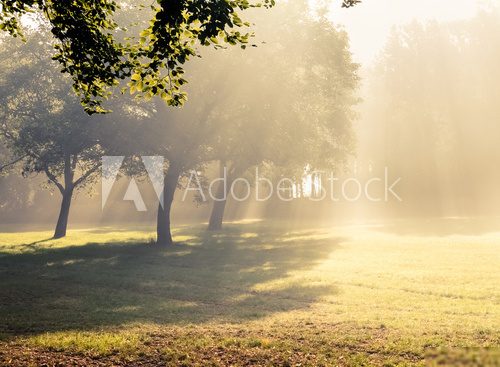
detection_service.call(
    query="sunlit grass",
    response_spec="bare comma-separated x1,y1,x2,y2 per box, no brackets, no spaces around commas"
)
0,220,499,365
0,228,155,254
27,330,145,357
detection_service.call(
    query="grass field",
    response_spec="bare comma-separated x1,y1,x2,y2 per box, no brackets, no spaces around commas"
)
0,220,499,366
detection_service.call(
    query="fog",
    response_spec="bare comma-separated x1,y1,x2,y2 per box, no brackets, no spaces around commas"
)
1,0,500,232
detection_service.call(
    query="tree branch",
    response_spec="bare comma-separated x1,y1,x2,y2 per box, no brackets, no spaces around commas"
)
74,164,100,187
44,167,64,194
0,154,26,173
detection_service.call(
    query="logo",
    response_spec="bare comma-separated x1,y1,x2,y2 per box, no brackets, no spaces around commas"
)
101,156,164,211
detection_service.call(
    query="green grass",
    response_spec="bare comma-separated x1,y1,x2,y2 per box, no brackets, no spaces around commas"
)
0,220,499,366
27,330,145,356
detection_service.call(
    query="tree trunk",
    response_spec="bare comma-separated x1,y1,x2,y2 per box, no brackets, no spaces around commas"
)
206,161,251,231
156,164,181,246
208,194,228,231
53,187,73,239
208,160,230,231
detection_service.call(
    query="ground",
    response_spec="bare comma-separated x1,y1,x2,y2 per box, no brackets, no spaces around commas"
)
0,219,499,366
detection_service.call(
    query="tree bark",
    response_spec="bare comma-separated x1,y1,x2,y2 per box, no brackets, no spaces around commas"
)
207,194,228,231
53,187,74,239
208,161,230,231
156,163,182,246
206,161,252,231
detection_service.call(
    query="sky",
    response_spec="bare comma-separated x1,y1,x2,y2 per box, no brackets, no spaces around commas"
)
326,0,490,65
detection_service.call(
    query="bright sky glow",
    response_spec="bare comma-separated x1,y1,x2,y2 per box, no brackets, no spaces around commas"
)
327,0,492,65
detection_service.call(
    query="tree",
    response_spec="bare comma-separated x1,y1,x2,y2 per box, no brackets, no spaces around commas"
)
0,147,25,174
107,48,269,244
0,0,277,113
0,1,359,113
0,133,32,217
360,9,500,216
116,0,359,243
113,92,224,246
0,33,109,238
205,0,359,230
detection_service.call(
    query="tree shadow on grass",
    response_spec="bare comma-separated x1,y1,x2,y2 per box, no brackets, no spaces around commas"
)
0,224,342,337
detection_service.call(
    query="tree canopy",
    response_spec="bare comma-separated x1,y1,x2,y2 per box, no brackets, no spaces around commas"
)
0,0,275,113
0,0,360,114
0,31,115,237
110,0,359,239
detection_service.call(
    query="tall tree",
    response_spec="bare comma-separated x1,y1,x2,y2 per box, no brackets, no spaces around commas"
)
0,1,359,113
0,0,276,113
114,93,223,246
119,0,359,243
205,1,359,229
361,10,500,215
0,33,109,238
